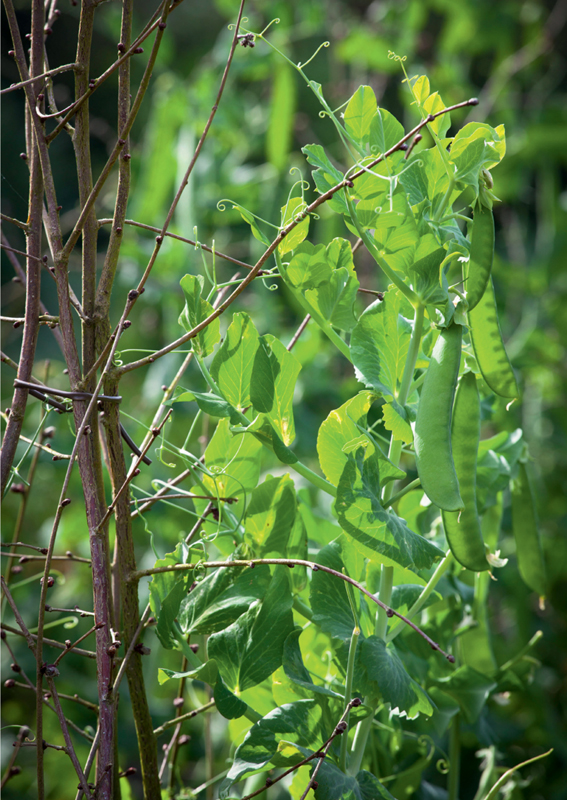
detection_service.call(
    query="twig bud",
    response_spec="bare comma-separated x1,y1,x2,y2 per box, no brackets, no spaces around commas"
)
173,697,184,708
60,498,71,507
4,678,16,688
178,734,191,745
10,663,21,673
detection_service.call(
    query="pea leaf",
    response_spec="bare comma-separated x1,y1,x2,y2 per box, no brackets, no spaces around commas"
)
178,274,220,357
309,541,359,642
262,335,301,445
211,312,276,415
200,418,263,503
430,666,496,723
334,448,445,572
214,676,248,720
279,197,310,256
178,564,272,636
369,108,405,155
359,636,435,718
244,474,297,558
208,566,295,693
350,290,412,401
309,760,396,800
344,85,378,147
302,144,348,215
317,392,405,489
286,240,360,332
222,700,322,789
148,543,193,649
283,628,344,698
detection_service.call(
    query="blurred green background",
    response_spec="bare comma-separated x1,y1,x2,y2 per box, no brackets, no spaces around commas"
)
2,0,566,798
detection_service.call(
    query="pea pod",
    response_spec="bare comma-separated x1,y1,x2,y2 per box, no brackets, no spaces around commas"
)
465,204,494,311
468,277,519,399
442,371,489,572
414,323,464,512
511,461,547,597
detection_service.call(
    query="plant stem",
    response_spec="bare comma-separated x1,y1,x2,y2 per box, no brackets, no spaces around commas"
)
448,713,461,800
375,565,394,639
339,624,360,772
387,551,453,643
348,703,376,776
382,478,421,509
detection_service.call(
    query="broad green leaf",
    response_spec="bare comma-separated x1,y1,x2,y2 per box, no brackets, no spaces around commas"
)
178,274,220,357
451,122,506,170
350,290,412,401
431,666,497,723
309,541,359,642
233,204,271,246
369,108,405,155
408,246,448,305
262,335,301,445
279,197,310,255
158,659,219,686
211,312,268,411
381,403,413,444
373,192,419,274
390,584,441,617
356,770,397,800
359,635,434,718
423,91,450,138
247,417,299,465
317,392,405,489
208,566,295,693
148,543,192,649
335,449,445,571
179,389,242,424
427,687,461,736
178,564,271,636
215,676,248,720
309,760,395,800
412,75,430,105
302,144,348,215
344,86,378,146
422,148,450,209
224,700,321,787
245,474,297,557
283,628,343,698
201,418,263,502
286,240,360,332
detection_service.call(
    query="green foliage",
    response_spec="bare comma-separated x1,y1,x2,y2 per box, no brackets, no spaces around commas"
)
2,2,564,799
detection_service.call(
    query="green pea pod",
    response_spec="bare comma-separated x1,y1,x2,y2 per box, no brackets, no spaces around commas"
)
511,461,547,597
414,323,464,512
442,372,489,571
468,277,519,399
465,204,494,311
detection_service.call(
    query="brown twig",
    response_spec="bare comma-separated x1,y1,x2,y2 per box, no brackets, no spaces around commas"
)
131,559,455,662
287,314,311,351
46,678,93,799
96,410,172,532
154,700,216,737
0,725,30,789
0,62,77,95
1,624,97,659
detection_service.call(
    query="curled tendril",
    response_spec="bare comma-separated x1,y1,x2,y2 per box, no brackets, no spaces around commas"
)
217,200,228,212
112,351,124,367
318,110,329,119
228,16,248,30
388,50,407,62
310,212,320,221
259,18,280,37
297,41,330,70
436,758,450,775
417,734,434,755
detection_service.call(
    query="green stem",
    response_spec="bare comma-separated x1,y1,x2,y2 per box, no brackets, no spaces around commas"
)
448,713,461,800
382,302,424,503
382,478,421,510
345,193,419,307
387,551,453,643
375,564,394,639
293,596,313,621
340,624,360,773
348,703,376,776
498,630,543,674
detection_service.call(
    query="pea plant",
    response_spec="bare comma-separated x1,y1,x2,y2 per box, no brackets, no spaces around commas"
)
1,3,551,800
